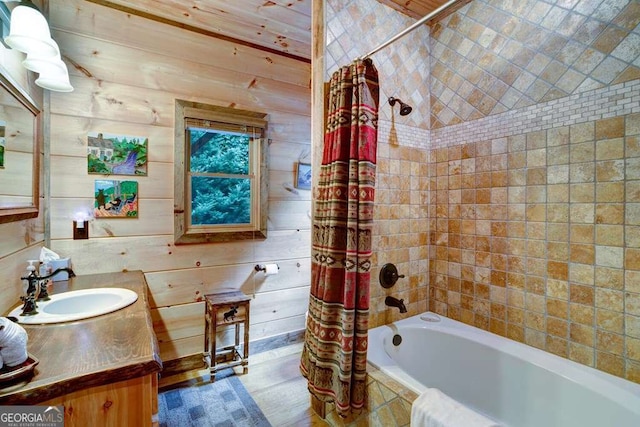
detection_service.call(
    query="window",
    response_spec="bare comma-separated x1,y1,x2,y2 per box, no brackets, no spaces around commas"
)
174,100,268,244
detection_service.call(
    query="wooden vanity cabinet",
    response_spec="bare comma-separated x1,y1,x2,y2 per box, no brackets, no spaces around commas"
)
41,374,158,427
0,271,162,427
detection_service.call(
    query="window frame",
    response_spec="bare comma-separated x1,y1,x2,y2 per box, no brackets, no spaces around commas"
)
174,100,268,244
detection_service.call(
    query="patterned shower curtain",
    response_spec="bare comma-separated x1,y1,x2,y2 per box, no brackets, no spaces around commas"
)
300,58,379,417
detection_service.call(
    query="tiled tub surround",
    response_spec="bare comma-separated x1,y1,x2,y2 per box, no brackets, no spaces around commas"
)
428,78,640,384
370,121,431,329
324,0,640,395
319,364,418,426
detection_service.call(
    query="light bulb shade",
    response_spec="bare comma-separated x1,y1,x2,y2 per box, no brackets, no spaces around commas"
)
22,42,61,72
35,60,73,92
4,5,58,56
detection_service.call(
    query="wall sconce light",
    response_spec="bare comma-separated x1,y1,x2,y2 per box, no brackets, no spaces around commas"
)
72,211,91,240
73,220,89,240
0,0,73,92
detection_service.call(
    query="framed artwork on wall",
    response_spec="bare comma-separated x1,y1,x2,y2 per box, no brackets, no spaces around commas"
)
295,162,311,190
94,179,138,218
87,132,148,176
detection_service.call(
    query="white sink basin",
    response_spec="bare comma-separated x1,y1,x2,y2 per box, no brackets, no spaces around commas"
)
8,288,138,324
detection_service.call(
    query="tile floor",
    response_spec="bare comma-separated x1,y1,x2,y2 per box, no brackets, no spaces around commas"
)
159,344,324,426
159,343,416,426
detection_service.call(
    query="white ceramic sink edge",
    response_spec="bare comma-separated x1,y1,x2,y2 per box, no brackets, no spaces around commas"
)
8,288,139,324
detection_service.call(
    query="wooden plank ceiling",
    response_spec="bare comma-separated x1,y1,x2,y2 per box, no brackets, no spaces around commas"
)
87,0,455,62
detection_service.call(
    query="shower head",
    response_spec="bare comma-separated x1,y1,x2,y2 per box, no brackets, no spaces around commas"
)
388,97,413,116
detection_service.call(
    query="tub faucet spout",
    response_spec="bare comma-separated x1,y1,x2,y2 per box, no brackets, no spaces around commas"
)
385,296,407,313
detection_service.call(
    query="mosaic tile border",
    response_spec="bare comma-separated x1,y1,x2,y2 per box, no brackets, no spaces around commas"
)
431,78,640,147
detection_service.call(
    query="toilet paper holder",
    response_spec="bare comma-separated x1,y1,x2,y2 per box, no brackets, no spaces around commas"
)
254,264,280,273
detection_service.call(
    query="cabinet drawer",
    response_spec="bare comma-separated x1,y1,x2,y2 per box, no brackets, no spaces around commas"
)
214,303,248,325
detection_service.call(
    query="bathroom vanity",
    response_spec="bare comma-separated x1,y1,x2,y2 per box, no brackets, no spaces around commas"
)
0,271,162,427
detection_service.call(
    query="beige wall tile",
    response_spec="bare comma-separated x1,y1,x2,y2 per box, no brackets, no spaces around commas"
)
547,298,569,319
626,113,640,136
595,266,624,290
570,163,595,183
627,360,640,383
596,329,624,355
570,224,594,243
627,292,640,316
597,309,624,334
570,263,595,285
570,342,595,366
628,204,640,226
626,314,640,339
570,322,595,346
570,203,595,223
571,244,595,264
596,117,625,140
571,142,595,163
595,225,624,246
571,122,595,144
548,184,569,202
595,288,624,311
596,138,625,160
571,182,595,202
628,135,640,158
570,303,595,325
547,335,569,357
595,203,625,223
596,160,625,182
626,337,640,361
547,146,569,165
626,248,640,270
596,181,625,202
597,351,625,376
595,245,624,268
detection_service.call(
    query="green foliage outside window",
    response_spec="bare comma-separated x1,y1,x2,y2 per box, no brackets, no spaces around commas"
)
189,130,252,225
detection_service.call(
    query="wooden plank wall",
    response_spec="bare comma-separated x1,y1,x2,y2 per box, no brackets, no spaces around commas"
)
0,20,45,314
47,0,312,363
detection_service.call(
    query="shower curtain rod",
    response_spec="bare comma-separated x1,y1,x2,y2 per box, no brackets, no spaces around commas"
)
360,0,459,60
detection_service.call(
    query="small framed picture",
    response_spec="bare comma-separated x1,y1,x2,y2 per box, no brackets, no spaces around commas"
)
295,162,312,190
94,179,138,218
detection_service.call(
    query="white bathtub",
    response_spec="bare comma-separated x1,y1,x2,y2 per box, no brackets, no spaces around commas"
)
368,312,640,427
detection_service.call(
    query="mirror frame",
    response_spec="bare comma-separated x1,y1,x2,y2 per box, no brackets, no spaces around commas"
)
0,72,41,224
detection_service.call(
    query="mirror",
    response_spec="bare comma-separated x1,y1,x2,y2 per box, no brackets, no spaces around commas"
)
0,72,40,224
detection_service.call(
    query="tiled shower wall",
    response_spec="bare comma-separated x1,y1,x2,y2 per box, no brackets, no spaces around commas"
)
429,78,640,383
326,0,431,129
371,122,430,328
430,0,640,129
325,0,432,328
326,0,640,384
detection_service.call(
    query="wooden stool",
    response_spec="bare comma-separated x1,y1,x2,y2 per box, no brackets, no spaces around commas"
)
203,291,251,381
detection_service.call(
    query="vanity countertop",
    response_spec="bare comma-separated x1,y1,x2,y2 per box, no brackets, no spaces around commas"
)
0,270,162,404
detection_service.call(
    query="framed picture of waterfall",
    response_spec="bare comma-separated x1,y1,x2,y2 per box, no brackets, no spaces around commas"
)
94,180,138,218
87,132,148,176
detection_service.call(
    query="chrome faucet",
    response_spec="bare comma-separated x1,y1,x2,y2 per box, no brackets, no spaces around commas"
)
385,296,407,313
20,267,76,316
